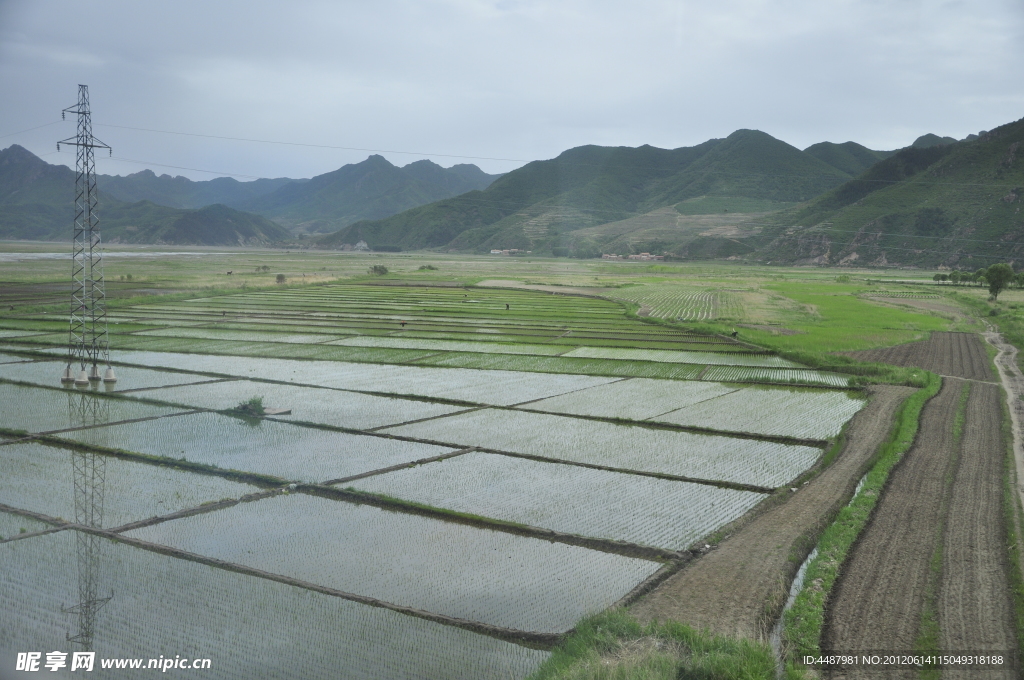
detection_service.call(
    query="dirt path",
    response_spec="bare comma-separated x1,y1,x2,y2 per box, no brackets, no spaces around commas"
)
842,332,995,382
630,385,915,640
985,328,1024,515
940,381,1015,679
823,380,961,679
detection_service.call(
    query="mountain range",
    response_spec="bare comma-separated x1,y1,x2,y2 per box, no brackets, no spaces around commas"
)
4,122,1004,265
0,147,500,244
753,119,1024,268
316,129,888,254
0,145,288,245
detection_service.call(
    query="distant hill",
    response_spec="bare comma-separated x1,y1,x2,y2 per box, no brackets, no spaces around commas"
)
0,145,289,245
317,130,856,254
98,170,302,209
754,118,1024,268
238,155,500,234
803,141,894,176
912,133,958,148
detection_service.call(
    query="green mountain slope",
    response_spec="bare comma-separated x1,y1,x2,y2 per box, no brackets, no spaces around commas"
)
239,155,499,234
98,170,301,209
755,118,1024,268
0,145,289,245
803,141,893,176
319,130,855,254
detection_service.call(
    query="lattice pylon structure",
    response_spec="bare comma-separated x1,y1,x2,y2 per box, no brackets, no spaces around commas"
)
62,392,112,650
58,85,116,387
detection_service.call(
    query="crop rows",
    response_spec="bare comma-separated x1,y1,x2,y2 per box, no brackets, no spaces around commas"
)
560,346,799,367
384,408,821,488
351,451,767,550
0,440,255,528
133,379,467,430
126,493,660,633
0,509,51,540
1,530,549,679
520,378,740,421
700,365,854,387
653,387,866,440
0,383,184,435
56,411,455,484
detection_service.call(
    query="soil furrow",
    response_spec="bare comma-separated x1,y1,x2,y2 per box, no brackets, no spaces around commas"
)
630,385,914,641
940,381,1015,678
823,379,961,680
843,332,995,382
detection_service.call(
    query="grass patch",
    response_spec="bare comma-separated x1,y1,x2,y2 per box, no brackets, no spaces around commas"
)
528,609,776,680
783,371,941,668
1000,381,1024,669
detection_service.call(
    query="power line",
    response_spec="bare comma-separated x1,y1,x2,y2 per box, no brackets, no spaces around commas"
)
93,123,533,164
0,121,61,140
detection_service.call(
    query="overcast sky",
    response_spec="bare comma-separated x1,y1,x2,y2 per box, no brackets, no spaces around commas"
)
1,0,1022,181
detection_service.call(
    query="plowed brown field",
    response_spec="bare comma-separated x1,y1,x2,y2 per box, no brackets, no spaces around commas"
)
630,385,914,640
940,382,1014,679
842,332,994,382
823,381,960,680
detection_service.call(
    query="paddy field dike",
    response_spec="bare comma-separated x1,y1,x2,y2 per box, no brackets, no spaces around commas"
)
2,251,1019,679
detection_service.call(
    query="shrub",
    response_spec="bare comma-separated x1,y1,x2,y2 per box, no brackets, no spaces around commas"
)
369,265,389,276
275,274,286,284
234,396,264,417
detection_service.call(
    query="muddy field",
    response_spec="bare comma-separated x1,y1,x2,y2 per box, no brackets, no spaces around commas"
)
843,331,994,382
630,385,914,640
824,352,1015,679
823,380,961,679
940,382,1014,678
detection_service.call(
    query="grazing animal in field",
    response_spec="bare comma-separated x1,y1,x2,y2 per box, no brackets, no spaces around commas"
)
227,271,232,275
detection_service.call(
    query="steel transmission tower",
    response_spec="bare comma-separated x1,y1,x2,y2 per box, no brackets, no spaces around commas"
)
62,392,112,650
58,85,116,386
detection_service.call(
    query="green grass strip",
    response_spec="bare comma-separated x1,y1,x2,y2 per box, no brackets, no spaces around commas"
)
528,609,776,680
1000,381,1024,668
783,371,941,668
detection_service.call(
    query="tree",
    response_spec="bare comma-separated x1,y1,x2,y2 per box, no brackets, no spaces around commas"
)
975,268,988,286
276,273,286,284
985,263,1014,299
369,265,389,276
949,270,962,285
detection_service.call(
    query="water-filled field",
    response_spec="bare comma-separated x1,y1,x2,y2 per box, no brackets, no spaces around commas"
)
350,451,766,550
126,493,660,633
0,509,51,540
0,359,216,391
0,440,255,527
127,379,468,430
0,383,186,434
0,530,549,679
56,412,456,483
655,387,866,440
384,408,821,488
0,277,873,679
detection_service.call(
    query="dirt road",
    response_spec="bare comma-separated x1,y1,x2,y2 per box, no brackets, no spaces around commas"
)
630,386,914,640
